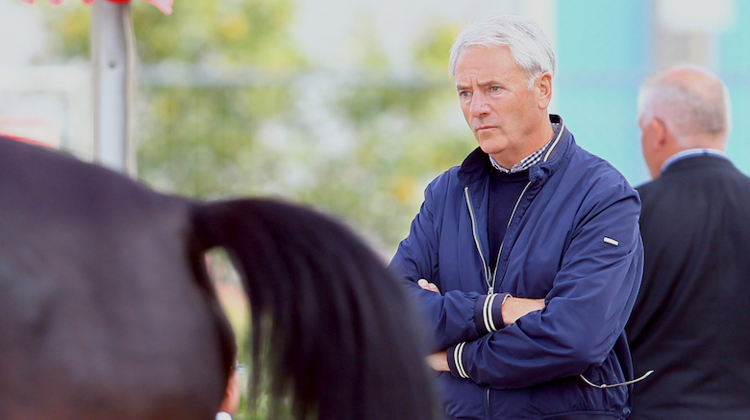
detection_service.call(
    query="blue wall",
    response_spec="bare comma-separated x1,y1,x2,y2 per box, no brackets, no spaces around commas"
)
554,0,652,187
553,0,750,187
719,0,750,177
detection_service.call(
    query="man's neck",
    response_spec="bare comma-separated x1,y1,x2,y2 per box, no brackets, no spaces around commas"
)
491,119,556,170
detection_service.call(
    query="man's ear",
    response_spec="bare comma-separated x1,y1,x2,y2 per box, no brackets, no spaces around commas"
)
643,116,672,179
535,72,553,109
651,117,668,148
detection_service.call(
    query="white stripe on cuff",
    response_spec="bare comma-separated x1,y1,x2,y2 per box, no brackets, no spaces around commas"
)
454,342,469,379
484,293,498,332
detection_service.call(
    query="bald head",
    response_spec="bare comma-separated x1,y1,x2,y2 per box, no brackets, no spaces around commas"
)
637,64,731,149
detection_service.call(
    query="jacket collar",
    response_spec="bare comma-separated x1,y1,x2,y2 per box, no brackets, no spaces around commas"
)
662,152,734,176
458,114,572,186
660,148,728,174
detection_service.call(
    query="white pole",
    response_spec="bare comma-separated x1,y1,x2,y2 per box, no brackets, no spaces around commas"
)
91,0,136,175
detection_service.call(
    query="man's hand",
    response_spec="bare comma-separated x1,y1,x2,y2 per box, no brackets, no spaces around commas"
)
502,297,545,326
418,279,544,370
426,350,449,372
417,278,440,294
418,279,545,326
417,281,450,372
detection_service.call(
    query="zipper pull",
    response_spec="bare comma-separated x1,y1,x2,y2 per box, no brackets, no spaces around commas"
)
488,286,494,294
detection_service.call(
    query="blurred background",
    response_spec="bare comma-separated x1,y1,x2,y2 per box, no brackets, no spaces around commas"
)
1,0,749,417
1,0,749,254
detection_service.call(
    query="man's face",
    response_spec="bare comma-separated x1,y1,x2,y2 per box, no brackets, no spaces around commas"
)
454,45,545,167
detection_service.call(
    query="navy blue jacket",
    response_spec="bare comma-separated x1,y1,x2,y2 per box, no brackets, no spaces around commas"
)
391,116,643,419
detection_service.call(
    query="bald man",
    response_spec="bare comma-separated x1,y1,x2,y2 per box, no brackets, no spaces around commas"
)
625,65,750,419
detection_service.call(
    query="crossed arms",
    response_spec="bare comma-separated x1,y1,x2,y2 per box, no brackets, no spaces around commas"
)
391,179,643,388
417,279,545,372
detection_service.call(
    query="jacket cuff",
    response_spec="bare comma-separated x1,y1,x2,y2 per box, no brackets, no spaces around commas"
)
447,342,471,379
474,292,511,336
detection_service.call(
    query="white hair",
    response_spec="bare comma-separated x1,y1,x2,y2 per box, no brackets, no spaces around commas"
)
637,64,732,142
448,15,556,89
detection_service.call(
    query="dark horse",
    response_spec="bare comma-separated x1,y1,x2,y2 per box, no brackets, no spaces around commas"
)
0,137,437,419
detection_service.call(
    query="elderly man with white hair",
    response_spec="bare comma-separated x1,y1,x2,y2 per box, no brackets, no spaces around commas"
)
390,14,644,420
626,64,750,420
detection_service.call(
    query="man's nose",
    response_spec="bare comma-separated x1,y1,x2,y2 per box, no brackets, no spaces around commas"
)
470,92,490,117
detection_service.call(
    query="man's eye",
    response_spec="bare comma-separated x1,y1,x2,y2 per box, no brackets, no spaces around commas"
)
491,86,501,92
459,91,471,97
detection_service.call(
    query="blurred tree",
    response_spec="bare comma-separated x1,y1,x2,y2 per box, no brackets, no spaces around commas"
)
41,5,473,417
43,3,472,252
323,19,472,249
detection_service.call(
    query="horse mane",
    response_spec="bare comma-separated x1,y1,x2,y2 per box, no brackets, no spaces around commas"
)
0,137,438,419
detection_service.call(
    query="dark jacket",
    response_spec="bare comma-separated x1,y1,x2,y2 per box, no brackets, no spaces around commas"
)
625,154,750,420
391,116,643,419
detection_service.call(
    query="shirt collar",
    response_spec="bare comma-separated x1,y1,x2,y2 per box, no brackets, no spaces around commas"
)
489,122,562,173
661,148,728,174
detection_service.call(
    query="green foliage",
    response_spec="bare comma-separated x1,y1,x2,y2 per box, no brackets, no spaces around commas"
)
43,1,473,252
347,13,390,70
414,21,462,76
136,85,295,197
131,0,305,66
45,5,475,418
32,2,90,61
43,0,305,67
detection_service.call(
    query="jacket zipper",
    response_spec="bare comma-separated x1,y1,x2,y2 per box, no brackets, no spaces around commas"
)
464,182,531,294
465,181,530,418
486,388,491,418
464,187,492,290
470,122,563,417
